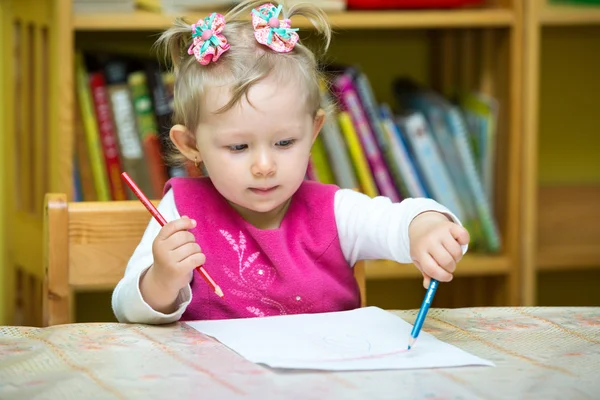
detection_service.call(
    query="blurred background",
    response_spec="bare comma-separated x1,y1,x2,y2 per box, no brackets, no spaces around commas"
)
1,0,599,326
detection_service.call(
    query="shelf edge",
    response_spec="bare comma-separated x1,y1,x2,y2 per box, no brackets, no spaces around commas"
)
362,255,510,280
74,9,515,31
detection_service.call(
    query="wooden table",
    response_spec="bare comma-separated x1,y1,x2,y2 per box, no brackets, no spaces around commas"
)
1,307,599,399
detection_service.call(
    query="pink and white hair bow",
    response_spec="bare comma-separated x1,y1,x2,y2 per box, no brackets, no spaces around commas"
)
188,13,230,65
251,3,299,53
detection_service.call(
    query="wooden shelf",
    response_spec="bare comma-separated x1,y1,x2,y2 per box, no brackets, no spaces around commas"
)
74,9,515,31
538,246,600,270
537,185,600,269
540,5,600,26
363,254,510,280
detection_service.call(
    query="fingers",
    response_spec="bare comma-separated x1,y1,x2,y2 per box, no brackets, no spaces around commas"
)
165,230,198,251
423,275,431,290
442,234,464,264
411,223,469,290
179,251,207,271
170,242,201,262
156,216,196,241
430,243,456,275
418,252,453,284
450,224,470,246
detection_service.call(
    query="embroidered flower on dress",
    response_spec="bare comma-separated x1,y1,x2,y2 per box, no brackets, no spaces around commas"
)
246,306,266,317
219,229,313,317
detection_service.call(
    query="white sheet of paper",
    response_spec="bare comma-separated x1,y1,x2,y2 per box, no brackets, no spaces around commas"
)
185,307,494,371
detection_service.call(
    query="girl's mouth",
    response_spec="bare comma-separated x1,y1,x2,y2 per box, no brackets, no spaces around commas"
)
249,186,278,195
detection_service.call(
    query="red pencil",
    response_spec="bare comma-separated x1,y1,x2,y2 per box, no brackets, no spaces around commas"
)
121,172,224,298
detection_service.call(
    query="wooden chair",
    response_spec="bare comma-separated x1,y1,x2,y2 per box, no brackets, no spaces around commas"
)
43,194,367,326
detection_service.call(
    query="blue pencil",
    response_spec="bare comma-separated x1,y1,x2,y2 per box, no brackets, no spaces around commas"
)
408,278,439,349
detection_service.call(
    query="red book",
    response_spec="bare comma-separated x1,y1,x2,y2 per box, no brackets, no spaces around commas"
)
89,72,128,200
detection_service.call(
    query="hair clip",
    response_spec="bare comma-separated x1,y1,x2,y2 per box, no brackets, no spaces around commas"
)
251,3,299,53
188,13,230,65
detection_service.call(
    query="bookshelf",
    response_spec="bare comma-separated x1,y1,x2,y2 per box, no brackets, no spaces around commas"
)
73,8,516,30
366,255,510,279
2,0,524,325
522,0,600,306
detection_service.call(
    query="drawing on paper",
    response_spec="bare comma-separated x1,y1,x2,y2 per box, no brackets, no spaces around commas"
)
305,330,416,362
307,331,372,357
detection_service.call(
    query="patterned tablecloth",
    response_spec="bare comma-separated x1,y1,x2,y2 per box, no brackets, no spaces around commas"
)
1,307,599,399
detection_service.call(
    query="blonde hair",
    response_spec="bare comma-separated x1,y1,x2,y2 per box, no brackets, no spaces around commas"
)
155,1,332,165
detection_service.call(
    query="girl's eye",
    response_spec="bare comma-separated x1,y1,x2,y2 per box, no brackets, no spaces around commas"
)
276,139,295,148
228,144,248,152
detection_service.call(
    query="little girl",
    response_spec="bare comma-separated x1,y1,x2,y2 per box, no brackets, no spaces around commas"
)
112,0,470,324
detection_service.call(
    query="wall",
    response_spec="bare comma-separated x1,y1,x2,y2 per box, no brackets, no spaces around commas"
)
537,25,600,306
538,26,600,185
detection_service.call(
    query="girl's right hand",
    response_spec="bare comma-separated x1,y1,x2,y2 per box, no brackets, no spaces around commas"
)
149,216,206,294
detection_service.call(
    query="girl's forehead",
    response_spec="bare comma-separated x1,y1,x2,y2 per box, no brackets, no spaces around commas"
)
201,77,311,125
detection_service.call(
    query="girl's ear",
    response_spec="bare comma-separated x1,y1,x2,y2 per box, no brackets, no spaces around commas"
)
312,109,327,143
170,124,202,162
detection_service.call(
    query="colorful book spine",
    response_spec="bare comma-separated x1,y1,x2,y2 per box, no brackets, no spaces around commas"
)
108,84,154,199
446,106,501,252
353,71,388,150
338,111,378,198
379,104,428,199
310,135,336,184
105,59,154,200
461,92,498,209
398,112,466,221
353,71,406,200
128,70,169,199
146,64,187,179
89,72,128,201
417,97,480,232
318,81,359,189
73,92,97,201
334,73,401,202
75,52,110,201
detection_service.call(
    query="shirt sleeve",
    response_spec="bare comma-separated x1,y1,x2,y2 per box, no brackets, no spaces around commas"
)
111,189,193,324
334,189,468,266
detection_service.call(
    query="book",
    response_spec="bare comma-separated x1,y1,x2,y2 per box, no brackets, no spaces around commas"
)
89,71,128,200
333,72,400,202
396,111,466,222
379,104,429,199
318,82,359,190
75,52,111,201
73,91,97,201
104,59,154,200
310,135,336,184
461,92,498,209
337,111,378,198
128,70,170,199
353,70,406,200
396,80,500,252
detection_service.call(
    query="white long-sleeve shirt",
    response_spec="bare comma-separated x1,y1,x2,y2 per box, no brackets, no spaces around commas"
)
112,189,465,324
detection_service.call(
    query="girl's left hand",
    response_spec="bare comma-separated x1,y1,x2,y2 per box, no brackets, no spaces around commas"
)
408,211,470,289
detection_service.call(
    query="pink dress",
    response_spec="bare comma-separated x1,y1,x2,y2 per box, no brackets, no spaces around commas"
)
165,177,361,321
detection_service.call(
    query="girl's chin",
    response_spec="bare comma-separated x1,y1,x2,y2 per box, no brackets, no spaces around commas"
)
227,198,284,214
242,201,284,214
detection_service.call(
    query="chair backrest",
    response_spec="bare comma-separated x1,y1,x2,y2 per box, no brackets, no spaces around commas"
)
43,193,367,326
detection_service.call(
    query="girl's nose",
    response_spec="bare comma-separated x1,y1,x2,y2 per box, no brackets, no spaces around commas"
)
251,150,276,177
